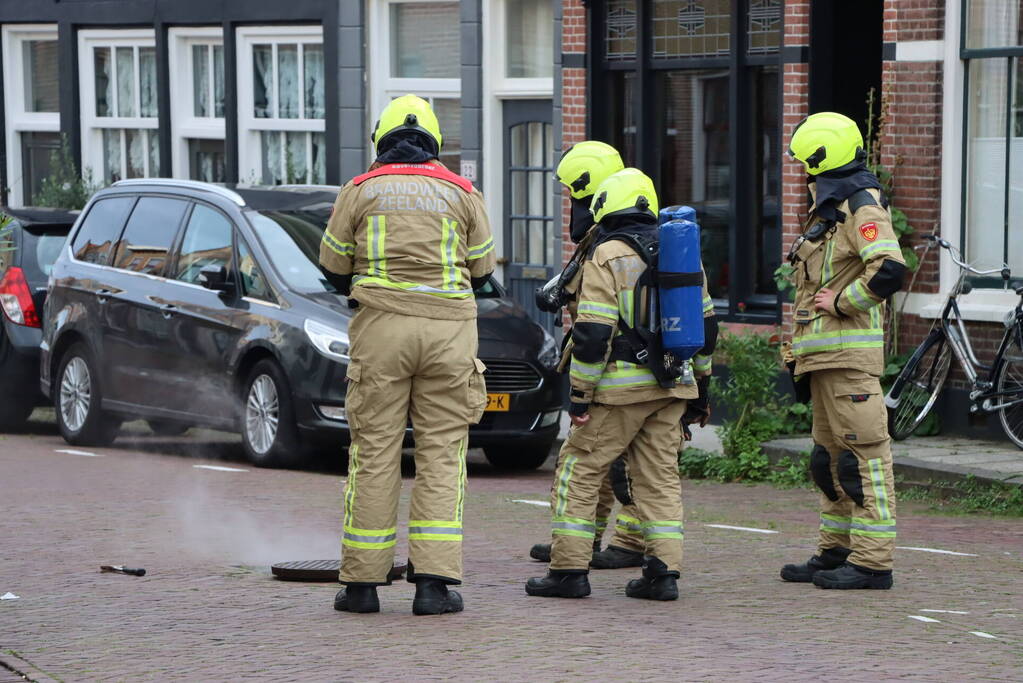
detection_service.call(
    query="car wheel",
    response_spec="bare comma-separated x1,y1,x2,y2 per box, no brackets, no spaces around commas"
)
240,359,303,467
55,342,121,447
147,419,190,437
484,442,554,471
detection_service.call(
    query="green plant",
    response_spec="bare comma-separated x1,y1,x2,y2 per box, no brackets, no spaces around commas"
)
773,263,796,302
34,134,98,210
898,475,1023,517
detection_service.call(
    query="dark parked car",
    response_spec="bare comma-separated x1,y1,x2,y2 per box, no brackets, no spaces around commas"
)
41,180,562,468
0,207,78,429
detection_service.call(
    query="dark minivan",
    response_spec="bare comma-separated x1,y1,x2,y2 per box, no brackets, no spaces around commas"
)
41,180,561,468
0,207,78,429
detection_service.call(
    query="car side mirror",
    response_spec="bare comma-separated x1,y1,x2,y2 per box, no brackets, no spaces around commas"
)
198,264,233,296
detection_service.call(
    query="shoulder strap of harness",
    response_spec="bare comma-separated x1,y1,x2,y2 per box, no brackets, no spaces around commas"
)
352,163,475,193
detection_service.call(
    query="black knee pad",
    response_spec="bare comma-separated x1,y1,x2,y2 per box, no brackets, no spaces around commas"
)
837,451,865,507
809,444,839,502
610,455,633,506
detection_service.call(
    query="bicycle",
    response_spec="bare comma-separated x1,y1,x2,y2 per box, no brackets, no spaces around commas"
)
885,234,1023,448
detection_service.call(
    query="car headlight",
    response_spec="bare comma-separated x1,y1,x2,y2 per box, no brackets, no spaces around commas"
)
538,326,559,369
304,319,350,362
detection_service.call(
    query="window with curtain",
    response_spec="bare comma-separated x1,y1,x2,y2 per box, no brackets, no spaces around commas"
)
506,0,554,78
963,1,1023,280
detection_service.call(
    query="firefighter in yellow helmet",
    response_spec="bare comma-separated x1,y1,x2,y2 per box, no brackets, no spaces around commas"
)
526,168,701,601
320,94,496,614
781,111,905,589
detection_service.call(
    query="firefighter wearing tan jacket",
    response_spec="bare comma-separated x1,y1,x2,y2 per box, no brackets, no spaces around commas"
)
320,95,496,615
526,168,712,601
781,112,906,590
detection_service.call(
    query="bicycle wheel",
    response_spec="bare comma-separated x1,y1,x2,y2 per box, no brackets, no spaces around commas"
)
995,334,1023,449
887,331,951,440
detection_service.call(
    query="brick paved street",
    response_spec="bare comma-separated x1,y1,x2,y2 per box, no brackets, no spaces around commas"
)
1,417,1020,681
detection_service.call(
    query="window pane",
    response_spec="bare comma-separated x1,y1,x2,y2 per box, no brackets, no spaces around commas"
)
277,44,299,119
747,0,782,55
238,239,273,300
608,71,637,166
527,122,546,168
261,131,283,184
148,129,160,176
285,131,307,182
253,44,273,119
71,196,136,265
1010,58,1023,272
657,69,731,300
605,0,637,62
23,40,59,112
433,98,461,171
20,132,61,205
102,128,123,183
311,132,326,184
126,129,146,178
390,3,459,78
750,66,780,296
966,58,1010,269
94,47,112,117
966,1,1023,49
193,45,210,117
176,204,234,284
113,197,188,276
140,47,157,117
510,123,527,167
189,138,226,182
507,0,553,78
652,0,731,59
304,44,325,119
213,45,225,118
116,46,135,117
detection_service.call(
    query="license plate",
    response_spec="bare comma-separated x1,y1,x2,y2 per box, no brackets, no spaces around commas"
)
485,393,510,412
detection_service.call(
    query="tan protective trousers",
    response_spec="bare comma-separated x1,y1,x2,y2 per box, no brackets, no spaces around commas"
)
811,368,897,571
596,469,645,554
549,397,686,573
339,306,486,585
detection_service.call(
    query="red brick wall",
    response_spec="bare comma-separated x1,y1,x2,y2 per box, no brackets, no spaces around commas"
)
560,1,588,267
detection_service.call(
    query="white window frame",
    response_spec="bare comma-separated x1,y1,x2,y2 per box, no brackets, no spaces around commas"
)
168,27,225,181
236,25,326,185
368,0,462,168
78,28,160,183
2,24,60,207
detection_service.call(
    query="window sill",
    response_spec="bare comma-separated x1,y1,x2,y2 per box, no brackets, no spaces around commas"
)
897,291,1018,323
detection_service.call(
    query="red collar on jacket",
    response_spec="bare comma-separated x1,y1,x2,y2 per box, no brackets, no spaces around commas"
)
352,162,474,193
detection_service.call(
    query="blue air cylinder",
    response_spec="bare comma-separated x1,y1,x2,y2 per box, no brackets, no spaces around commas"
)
658,219,705,360
658,205,696,226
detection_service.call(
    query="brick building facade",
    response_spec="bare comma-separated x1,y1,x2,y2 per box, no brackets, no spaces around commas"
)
557,0,1022,439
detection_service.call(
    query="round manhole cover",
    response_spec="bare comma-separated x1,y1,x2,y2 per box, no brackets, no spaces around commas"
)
271,560,406,582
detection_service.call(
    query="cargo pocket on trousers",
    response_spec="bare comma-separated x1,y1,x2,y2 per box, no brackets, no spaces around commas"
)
831,372,887,446
467,358,488,425
565,404,610,453
344,361,363,430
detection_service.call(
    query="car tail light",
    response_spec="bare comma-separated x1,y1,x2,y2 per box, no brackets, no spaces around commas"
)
0,267,40,327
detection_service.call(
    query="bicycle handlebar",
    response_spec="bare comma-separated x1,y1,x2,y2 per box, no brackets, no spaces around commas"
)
923,233,1009,278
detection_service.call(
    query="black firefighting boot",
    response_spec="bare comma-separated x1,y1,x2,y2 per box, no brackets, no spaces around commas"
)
333,586,380,613
590,545,644,569
780,546,852,583
812,562,893,590
412,578,464,615
525,570,591,598
530,538,602,563
625,557,679,601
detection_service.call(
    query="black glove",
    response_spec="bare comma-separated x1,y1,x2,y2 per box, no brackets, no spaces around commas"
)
788,361,812,404
683,376,711,426
569,401,590,417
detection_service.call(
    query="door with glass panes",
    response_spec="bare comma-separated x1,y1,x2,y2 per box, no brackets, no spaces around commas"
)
503,99,556,333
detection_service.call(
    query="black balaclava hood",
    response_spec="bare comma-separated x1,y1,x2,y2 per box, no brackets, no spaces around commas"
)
569,196,596,244
375,129,440,164
812,156,883,223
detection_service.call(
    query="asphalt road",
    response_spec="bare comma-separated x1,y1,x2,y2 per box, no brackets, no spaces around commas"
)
1,413,1021,681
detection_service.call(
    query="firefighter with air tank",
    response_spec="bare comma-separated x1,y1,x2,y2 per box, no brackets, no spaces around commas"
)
781,112,906,589
319,95,496,615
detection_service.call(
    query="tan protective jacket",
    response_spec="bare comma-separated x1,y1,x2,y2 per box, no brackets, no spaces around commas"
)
319,162,496,321
790,186,905,376
567,236,713,406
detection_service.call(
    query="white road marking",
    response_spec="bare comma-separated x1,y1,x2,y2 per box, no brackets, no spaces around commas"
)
511,499,550,507
970,631,997,639
908,615,941,623
55,449,102,457
1,592,19,600
897,546,978,557
193,465,249,473
704,524,779,534
920,609,969,615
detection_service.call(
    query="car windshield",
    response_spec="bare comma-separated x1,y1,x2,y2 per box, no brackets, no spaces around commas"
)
245,210,336,293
